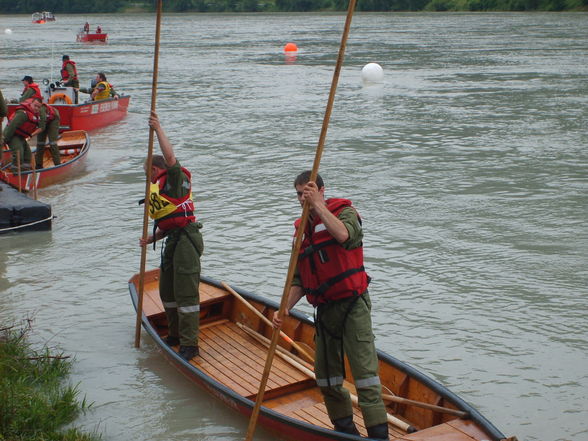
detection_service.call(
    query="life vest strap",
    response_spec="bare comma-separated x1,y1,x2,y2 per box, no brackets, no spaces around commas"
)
299,238,338,258
304,265,365,298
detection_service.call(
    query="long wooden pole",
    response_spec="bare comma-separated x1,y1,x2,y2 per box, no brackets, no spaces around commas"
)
221,281,314,363
134,0,163,348
244,1,357,439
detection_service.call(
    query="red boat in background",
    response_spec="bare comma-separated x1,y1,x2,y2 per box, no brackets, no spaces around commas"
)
1,130,90,192
32,12,55,24
77,23,107,43
7,80,130,132
77,32,108,43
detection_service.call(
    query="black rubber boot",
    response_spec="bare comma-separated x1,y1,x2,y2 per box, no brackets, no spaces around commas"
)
333,416,360,436
178,345,199,361
366,423,389,440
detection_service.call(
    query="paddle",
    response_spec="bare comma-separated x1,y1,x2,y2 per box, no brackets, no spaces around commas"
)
244,1,358,439
381,393,469,419
31,154,37,200
134,0,163,348
16,150,22,193
221,281,314,363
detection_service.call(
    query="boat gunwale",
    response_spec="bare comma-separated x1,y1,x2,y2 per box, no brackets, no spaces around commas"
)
129,274,506,441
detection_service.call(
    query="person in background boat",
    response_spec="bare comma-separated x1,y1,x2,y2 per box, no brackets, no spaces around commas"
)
0,88,7,146
2,97,42,172
272,171,389,441
96,25,102,34
83,22,90,33
19,76,42,103
139,111,204,362
60,55,79,103
35,102,61,168
78,73,119,102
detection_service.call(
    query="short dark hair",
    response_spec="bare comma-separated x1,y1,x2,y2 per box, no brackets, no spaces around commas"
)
151,155,167,169
97,72,107,82
62,55,69,61
294,170,324,189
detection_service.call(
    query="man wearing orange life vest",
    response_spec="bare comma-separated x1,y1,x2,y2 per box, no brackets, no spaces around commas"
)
35,103,61,168
19,76,42,103
273,171,389,440
60,55,79,103
2,97,42,172
139,112,204,362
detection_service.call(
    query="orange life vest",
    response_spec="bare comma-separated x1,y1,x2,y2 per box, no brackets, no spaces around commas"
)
295,198,369,306
61,60,78,81
21,82,42,100
10,102,39,138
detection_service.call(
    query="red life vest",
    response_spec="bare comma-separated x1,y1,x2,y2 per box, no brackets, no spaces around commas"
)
10,102,39,138
61,60,78,81
151,167,196,232
21,82,42,100
295,198,369,306
42,104,58,121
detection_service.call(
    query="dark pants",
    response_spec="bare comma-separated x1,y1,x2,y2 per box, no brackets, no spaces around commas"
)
315,292,388,428
36,119,61,166
159,223,204,347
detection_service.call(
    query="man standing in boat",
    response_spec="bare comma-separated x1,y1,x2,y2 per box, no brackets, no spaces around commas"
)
273,171,389,440
35,102,61,168
19,76,42,103
139,112,204,362
2,97,42,172
60,55,79,103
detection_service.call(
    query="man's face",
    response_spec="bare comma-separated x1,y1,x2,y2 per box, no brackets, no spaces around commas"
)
22,81,28,88
30,100,42,113
295,184,306,207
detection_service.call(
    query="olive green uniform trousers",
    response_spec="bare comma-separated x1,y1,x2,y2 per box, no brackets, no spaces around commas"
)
7,135,32,167
36,118,61,166
314,292,388,428
159,222,204,347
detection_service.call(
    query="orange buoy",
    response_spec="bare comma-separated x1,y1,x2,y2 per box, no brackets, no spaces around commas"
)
284,42,298,53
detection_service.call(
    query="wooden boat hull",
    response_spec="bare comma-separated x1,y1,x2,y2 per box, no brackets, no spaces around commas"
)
129,269,508,441
7,96,130,132
76,32,108,43
1,130,90,191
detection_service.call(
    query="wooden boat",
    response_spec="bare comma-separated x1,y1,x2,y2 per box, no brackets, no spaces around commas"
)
32,12,55,24
76,31,108,43
0,130,90,191
129,269,512,441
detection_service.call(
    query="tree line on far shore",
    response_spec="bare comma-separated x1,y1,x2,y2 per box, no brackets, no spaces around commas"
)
1,0,585,14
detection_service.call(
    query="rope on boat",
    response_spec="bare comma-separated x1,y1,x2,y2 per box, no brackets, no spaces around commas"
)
0,215,53,232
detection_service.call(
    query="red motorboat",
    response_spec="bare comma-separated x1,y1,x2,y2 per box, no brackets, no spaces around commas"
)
32,12,55,24
1,130,90,192
77,31,108,43
7,81,130,132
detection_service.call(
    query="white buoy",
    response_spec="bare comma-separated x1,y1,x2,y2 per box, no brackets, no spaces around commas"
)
4,28,13,35
361,62,384,84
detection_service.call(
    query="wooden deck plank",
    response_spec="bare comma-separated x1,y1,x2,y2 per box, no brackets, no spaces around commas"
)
220,322,310,384
198,327,273,394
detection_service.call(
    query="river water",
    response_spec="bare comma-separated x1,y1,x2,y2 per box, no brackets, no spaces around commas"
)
1,11,587,441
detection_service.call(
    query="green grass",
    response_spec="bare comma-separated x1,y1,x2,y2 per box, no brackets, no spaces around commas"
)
0,324,101,441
